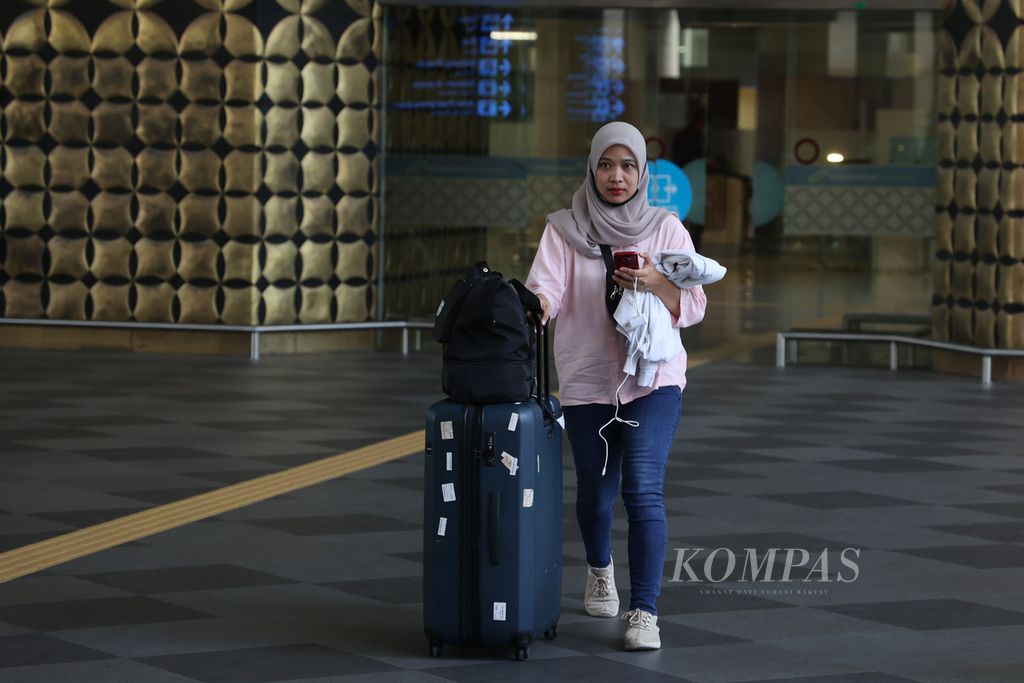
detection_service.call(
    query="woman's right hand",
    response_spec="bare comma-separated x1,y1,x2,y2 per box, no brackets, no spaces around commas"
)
536,293,550,325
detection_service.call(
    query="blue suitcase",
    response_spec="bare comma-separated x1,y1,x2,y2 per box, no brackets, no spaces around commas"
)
424,326,562,660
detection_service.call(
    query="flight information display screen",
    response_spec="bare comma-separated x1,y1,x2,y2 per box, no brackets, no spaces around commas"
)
392,13,529,120
566,28,625,123
390,13,625,124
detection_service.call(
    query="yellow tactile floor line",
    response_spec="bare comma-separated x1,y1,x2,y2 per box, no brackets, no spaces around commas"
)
0,310,858,584
0,431,424,584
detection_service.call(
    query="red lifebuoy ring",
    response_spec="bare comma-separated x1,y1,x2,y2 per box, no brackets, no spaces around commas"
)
794,138,819,165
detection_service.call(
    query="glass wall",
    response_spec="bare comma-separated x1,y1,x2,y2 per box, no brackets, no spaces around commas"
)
381,5,939,322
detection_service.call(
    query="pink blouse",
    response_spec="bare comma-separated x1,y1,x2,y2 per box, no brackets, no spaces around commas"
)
525,214,707,406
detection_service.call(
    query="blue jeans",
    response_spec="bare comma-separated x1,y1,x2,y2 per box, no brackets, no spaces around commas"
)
563,386,682,615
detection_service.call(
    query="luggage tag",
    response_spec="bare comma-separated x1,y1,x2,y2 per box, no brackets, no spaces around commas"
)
500,451,518,476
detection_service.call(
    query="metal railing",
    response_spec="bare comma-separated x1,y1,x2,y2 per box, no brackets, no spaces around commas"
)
0,318,435,361
776,330,1024,386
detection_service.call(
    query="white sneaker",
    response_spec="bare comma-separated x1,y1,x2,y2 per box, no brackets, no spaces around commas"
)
584,562,619,617
622,609,661,651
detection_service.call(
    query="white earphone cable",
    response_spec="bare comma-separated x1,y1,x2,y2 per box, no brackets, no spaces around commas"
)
597,272,646,476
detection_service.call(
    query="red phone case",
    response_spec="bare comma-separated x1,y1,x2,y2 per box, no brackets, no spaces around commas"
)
613,252,639,270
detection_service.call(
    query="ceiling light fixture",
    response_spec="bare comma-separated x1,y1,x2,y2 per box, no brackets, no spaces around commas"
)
490,31,537,42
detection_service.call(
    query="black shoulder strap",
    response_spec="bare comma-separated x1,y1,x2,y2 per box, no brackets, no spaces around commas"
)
509,279,541,317
599,244,620,320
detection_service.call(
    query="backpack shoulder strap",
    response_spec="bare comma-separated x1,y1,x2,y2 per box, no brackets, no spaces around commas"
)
599,244,621,320
509,279,541,317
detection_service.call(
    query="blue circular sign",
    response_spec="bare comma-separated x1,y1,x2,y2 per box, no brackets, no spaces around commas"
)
647,159,692,220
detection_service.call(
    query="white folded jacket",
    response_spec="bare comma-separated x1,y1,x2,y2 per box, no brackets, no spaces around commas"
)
613,289,681,387
654,250,727,289
612,249,726,387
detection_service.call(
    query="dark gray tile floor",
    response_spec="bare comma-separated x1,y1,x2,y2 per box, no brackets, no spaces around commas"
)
1,347,1023,682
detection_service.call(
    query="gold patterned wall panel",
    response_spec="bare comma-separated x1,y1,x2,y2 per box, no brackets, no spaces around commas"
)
336,282,368,320
49,235,88,279
977,213,999,253
1001,261,1024,303
5,190,47,232
262,284,296,325
2,280,42,317
178,283,218,324
937,1,1024,348
300,195,334,237
1002,216,1024,257
0,0,381,326
47,281,87,320
134,282,174,322
299,283,331,323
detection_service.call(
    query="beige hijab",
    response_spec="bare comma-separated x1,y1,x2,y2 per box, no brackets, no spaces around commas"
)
547,121,669,259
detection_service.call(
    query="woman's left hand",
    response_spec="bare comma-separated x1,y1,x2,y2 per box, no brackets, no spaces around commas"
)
612,252,681,317
612,252,657,293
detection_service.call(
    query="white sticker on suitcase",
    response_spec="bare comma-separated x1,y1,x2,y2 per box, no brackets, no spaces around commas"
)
507,412,518,431
523,489,534,508
556,414,565,430
437,517,447,536
446,451,452,471
493,602,507,621
500,451,518,476
441,483,456,502
440,421,454,440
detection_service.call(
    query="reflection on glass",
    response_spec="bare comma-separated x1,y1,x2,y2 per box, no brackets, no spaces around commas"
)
382,5,939,322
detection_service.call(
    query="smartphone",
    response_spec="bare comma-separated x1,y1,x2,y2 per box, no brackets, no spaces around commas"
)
613,251,640,271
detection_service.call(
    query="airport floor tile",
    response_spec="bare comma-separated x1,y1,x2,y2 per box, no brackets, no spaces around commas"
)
1,348,1023,682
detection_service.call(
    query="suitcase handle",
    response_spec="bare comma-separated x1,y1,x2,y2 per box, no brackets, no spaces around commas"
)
538,322,549,400
487,491,500,565
535,323,557,423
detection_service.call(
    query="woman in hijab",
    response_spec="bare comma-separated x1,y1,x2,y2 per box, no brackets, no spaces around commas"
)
526,121,707,651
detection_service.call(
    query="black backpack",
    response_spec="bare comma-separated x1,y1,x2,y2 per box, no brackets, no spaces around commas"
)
433,261,542,404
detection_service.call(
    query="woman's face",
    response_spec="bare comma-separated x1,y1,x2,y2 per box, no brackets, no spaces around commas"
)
594,144,640,204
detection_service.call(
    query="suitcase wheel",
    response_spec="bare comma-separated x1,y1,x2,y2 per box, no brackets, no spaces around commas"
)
544,625,558,640
428,641,442,658
514,646,529,661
